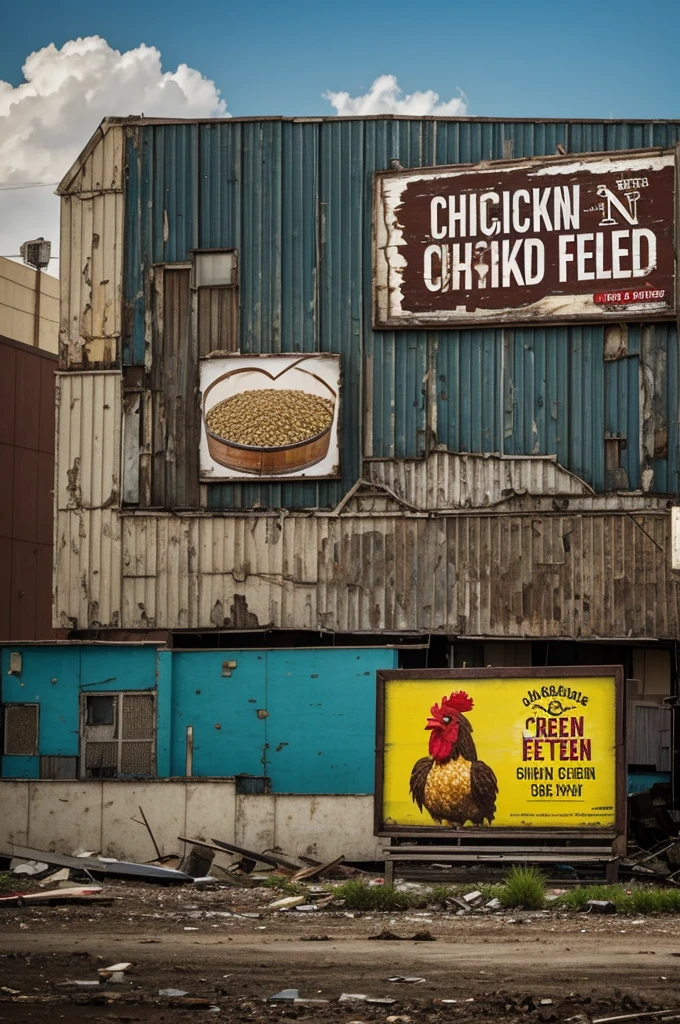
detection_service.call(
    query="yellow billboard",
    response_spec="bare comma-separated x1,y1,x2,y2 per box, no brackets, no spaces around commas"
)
376,669,623,833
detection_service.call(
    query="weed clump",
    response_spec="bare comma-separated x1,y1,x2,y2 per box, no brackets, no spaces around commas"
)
500,865,546,909
332,880,424,911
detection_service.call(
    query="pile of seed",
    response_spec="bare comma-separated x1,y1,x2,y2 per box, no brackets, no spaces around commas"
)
206,388,334,447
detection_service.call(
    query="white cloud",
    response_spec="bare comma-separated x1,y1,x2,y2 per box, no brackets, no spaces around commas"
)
323,74,467,118
0,37,227,273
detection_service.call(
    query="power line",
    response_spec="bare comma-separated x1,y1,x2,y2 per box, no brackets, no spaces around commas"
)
0,181,59,191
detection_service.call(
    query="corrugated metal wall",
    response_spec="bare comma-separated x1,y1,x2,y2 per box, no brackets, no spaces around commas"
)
121,117,680,509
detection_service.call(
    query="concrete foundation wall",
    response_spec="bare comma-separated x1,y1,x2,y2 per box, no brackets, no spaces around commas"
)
0,780,382,864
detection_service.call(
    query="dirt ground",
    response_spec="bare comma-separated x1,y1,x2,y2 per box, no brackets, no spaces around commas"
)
1,879,680,1023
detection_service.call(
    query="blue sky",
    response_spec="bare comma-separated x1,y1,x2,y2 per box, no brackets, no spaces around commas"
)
2,0,679,120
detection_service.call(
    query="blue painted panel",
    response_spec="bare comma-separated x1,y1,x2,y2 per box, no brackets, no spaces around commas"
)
628,771,671,795
266,648,397,794
437,331,503,453
502,327,605,489
1,756,39,778
1,646,81,755
80,646,157,692
169,650,267,777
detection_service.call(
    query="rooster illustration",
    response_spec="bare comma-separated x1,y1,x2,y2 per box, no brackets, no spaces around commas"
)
409,690,498,827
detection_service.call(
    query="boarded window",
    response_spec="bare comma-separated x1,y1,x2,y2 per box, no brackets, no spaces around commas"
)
81,692,156,778
629,702,673,771
40,756,78,779
4,704,38,755
194,250,239,355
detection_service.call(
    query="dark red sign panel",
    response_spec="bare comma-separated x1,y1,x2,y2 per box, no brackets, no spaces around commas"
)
374,150,676,328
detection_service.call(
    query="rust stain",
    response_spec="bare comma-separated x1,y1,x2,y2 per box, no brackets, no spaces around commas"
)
66,457,82,507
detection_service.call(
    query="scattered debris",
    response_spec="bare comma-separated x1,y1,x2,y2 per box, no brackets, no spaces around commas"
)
207,837,305,873
587,899,616,914
269,895,305,909
387,976,426,984
369,930,435,942
339,993,367,1002
269,989,299,1003
485,897,502,910
159,988,189,997
2,844,192,884
300,935,330,941
98,962,132,979
592,1014,679,1024
39,869,70,886
463,890,484,906
540,998,554,1006
290,855,346,883
0,886,106,907
11,860,49,876
133,805,163,861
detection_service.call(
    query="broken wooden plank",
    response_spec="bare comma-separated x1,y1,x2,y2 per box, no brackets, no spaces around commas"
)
291,856,345,883
209,837,304,871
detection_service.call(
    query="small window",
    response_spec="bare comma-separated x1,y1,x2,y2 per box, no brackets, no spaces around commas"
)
4,704,38,756
86,695,115,726
194,252,236,288
81,692,156,779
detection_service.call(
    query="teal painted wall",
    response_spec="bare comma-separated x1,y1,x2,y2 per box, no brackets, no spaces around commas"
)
1,644,397,793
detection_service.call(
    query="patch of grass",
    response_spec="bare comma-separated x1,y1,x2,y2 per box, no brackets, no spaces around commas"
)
500,865,546,909
0,874,15,893
557,884,680,914
332,880,424,911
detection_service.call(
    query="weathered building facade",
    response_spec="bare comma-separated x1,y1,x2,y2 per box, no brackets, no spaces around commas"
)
3,115,677,849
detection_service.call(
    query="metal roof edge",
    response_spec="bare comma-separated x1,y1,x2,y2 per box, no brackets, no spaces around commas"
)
57,118,119,195
58,112,680,196
68,113,680,128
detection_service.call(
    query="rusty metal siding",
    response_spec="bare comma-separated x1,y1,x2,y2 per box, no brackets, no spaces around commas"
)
94,508,680,637
56,372,121,511
149,267,200,508
59,123,124,369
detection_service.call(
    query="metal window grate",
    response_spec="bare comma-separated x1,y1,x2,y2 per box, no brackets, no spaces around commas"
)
84,741,118,777
4,705,38,756
120,741,154,775
122,693,154,740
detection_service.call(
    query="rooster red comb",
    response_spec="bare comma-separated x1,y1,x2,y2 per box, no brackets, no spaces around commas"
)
432,690,474,716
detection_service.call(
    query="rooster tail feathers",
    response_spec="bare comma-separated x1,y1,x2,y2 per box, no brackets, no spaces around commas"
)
470,759,499,825
410,756,432,812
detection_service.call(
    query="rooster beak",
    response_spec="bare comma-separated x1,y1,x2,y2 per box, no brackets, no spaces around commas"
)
425,718,439,730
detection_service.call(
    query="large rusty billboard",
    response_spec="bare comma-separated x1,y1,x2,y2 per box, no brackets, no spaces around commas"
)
374,149,677,328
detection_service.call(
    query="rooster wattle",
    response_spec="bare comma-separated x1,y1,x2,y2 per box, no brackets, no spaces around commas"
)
409,690,498,827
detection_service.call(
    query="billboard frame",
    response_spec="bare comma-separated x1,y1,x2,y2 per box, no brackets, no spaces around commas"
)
374,665,626,840
373,146,679,330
